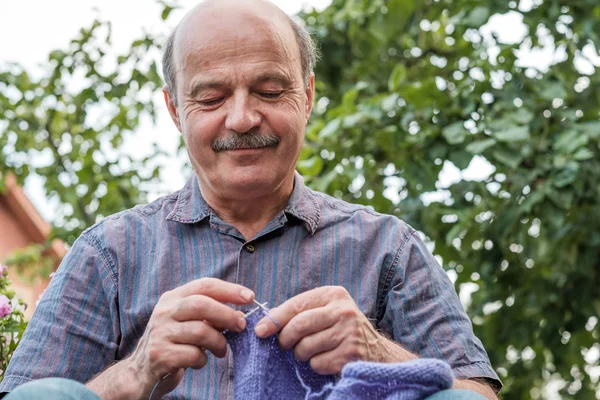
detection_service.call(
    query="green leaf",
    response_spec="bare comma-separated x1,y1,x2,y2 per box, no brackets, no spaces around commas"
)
553,162,579,188
388,64,408,91
539,81,567,101
492,148,522,168
442,122,467,145
296,156,323,177
319,118,341,139
466,138,496,154
573,148,594,161
576,121,600,138
494,126,530,142
161,6,174,20
465,6,490,27
506,109,534,124
553,129,588,154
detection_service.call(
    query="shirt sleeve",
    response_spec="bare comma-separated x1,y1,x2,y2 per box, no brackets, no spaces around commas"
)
0,232,120,393
376,228,502,392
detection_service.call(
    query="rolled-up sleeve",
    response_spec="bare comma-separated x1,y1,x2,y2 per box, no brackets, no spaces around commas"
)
0,232,120,393
377,228,502,391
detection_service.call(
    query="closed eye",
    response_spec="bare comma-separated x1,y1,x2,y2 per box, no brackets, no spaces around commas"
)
258,92,283,99
199,98,224,107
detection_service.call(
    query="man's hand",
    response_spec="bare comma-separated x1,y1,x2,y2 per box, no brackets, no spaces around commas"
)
86,278,255,400
254,286,416,375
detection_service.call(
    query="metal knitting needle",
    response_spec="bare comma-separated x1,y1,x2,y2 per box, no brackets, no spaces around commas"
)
244,301,269,318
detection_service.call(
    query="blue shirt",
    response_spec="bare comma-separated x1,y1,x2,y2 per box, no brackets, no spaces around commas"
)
0,174,501,398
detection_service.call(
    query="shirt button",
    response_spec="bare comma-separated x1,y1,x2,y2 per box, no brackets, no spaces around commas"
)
245,244,255,253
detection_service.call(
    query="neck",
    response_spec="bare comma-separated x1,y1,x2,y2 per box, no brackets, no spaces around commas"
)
198,175,295,241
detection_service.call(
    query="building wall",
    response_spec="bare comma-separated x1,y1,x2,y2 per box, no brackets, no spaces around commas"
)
0,197,32,257
0,193,54,319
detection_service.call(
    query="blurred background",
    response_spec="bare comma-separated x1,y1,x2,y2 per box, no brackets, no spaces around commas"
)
1,0,599,398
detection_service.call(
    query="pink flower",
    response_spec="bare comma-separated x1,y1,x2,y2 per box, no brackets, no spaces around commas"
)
0,265,7,276
0,295,12,318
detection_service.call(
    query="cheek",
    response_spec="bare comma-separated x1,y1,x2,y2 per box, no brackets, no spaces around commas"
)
181,112,221,148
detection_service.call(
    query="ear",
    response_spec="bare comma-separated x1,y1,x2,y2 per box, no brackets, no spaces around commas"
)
304,73,315,122
163,87,182,132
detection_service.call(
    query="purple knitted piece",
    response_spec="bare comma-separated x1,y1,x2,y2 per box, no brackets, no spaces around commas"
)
327,359,454,400
225,310,453,400
225,311,336,400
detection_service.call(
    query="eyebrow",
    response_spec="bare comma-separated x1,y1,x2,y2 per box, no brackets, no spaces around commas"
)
254,72,291,87
188,80,229,99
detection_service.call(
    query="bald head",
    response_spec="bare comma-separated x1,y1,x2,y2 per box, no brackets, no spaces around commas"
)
162,0,317,105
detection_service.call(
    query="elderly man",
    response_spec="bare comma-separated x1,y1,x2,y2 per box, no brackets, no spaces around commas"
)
0,0,501,399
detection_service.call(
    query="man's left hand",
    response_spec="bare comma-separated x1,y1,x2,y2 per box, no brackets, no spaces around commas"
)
254,286,415,374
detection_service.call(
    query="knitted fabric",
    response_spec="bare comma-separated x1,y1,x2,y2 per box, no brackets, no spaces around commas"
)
327,359,454,400
225,311,335,400
225,309,454,400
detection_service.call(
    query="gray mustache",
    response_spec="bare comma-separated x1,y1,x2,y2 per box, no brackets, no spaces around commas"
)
212,131,280,152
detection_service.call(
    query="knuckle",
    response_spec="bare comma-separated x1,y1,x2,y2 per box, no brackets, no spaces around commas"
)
294,315,312,335
148,346,162,364
330,286,349,299
197,278,215,293
291,298,306,315
338,305,357,319
153,303,170,319
185,296,209,317
194,322,209,338
158,290,172,302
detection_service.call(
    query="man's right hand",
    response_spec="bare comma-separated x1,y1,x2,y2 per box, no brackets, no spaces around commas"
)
86,278,255,400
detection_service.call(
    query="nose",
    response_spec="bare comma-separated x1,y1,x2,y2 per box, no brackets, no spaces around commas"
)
225,91,262,133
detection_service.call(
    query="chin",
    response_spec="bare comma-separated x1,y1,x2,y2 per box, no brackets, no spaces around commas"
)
221,173,280,197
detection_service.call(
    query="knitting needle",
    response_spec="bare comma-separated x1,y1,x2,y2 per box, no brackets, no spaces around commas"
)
244,301,268,318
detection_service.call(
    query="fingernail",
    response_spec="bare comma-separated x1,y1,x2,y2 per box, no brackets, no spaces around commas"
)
255,323,267,338
237,317,247,331
240,289,254,302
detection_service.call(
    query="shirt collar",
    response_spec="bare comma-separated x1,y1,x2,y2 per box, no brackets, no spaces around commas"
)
167,172,320,235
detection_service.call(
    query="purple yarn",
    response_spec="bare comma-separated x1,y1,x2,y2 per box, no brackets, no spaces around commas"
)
225,311,335,400
328,359,454,400
225,310,454,400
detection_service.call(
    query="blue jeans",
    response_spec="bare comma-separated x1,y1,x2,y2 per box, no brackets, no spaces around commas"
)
4,377,487,399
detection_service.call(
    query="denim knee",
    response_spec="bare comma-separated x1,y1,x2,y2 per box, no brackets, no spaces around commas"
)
4,377,102,400
427,389,489,399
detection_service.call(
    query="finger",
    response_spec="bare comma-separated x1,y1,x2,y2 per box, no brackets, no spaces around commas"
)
309,349,348,375
256,286,349,338
293,326,343,362
189,349,209,370
172,295,247,332
154,368,186,399
277,307,336,350
170,320,229,358
168,278,255,304
153,344,206,375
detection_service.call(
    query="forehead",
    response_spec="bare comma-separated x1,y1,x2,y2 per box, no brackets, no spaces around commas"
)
175,7,301,83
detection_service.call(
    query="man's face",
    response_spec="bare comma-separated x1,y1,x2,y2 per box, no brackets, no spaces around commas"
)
165,6,314,200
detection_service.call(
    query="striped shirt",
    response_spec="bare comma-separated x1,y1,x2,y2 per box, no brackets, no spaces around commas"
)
0,173,501,398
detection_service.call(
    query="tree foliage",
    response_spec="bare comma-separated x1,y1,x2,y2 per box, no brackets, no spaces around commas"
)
0,20,165,244
298,0,600,398
1,0,600,398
